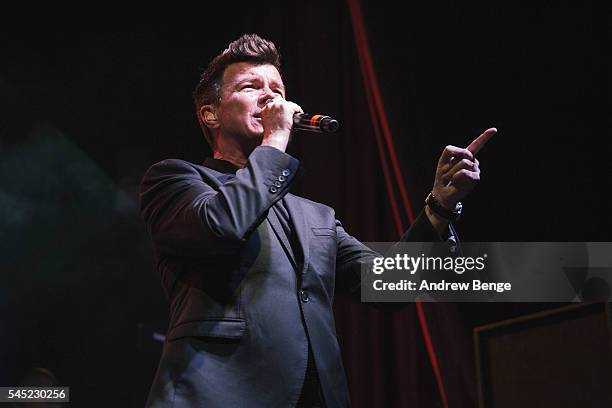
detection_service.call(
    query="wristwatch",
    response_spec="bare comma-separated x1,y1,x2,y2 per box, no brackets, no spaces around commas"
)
425,192,462,222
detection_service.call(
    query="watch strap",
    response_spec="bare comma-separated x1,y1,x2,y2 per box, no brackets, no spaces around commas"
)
425,192,462,222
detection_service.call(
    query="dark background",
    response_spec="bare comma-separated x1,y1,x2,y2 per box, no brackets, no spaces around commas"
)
1,2,610,406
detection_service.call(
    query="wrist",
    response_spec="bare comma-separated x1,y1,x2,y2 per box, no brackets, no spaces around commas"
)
425,205,449,234
425,192,462,223
261,131,289,152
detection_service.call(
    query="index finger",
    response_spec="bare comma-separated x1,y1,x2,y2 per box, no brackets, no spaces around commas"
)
289,101,304,114
467,127,497,155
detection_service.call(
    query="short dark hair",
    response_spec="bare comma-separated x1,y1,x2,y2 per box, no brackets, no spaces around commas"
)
193,34,282,147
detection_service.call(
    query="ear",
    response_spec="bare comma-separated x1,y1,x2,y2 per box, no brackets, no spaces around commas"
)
198,105,219,130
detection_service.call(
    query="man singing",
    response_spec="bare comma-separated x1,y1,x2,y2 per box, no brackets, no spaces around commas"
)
140,33,485,408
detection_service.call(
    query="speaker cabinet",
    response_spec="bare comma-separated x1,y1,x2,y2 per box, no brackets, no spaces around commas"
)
475,303,612,407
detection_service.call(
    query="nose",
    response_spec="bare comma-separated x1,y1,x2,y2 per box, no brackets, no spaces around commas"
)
258,87,278,106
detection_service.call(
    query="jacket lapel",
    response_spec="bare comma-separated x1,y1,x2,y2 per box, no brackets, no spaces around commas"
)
207,167,310,275
266,207,298,271
284,195,310,275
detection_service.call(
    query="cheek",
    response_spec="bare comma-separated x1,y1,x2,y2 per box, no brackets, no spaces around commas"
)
229,98,254,117
220,102,247,123
218,94,260,132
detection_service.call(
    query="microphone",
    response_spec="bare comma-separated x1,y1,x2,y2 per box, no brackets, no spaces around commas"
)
265,98,340,133
293,113,340,133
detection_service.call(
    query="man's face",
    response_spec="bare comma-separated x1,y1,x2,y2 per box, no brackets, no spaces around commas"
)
215,62,285,144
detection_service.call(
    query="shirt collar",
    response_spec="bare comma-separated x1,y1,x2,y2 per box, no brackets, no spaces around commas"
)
203,157,240,174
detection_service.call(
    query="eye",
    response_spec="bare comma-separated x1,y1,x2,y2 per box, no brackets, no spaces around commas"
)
240,83,256,91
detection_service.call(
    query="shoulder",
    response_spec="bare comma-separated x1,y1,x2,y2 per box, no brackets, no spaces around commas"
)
144,158,204,176
139,159,224,198
142,159,221,182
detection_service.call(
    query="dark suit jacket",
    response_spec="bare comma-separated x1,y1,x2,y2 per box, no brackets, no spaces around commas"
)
140,146,442,407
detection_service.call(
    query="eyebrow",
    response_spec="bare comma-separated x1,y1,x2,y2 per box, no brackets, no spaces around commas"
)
234,77,285,92
273,82,286,92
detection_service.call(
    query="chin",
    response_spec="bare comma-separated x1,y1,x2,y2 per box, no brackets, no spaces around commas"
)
243,131,263,148
247,125,264,139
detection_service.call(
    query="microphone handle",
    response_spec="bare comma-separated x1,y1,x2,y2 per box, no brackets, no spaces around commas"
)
293,113,340,133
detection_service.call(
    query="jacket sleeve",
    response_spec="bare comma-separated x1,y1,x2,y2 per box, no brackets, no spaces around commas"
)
139,146,300,257
335,208,447,295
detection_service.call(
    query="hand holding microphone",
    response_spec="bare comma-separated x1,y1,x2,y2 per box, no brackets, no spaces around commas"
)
264,98,340,133
261,97,340,152
260,97,303,152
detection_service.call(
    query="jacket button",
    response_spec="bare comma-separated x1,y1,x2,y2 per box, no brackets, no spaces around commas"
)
300,290,309,303
282,169,291,177
269,186,278,193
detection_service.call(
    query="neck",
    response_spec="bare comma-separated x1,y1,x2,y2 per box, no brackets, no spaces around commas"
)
213,150,247,168
213,134,258,168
